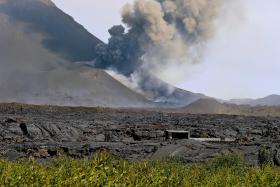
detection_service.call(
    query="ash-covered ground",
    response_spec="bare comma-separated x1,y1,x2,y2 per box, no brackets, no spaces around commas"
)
0,103,280,165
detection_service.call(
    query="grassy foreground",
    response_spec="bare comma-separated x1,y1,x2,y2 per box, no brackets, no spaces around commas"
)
0,152,279,187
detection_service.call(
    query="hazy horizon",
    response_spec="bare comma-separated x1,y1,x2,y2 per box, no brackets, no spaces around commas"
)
52,0,280,100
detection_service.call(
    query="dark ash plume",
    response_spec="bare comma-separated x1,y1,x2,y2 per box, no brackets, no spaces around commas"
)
94,0,222,100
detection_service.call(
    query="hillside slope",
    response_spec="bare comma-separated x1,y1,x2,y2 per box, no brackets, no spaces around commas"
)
0,0,102,62
162,88,206,107
230,95,280,106
179,98,280,117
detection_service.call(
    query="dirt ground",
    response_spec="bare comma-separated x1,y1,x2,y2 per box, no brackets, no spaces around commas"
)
0,103,279,165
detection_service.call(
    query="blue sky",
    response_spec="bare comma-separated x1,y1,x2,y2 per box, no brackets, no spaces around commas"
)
52,0,280,100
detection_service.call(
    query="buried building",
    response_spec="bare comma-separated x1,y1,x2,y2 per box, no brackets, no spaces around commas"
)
164,129,236,142
165,130,191,140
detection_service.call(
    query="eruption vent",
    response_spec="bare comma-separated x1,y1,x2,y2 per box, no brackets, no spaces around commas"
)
94,0,222,100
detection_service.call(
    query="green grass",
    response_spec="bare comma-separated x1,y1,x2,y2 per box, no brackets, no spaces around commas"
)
0,152,279,187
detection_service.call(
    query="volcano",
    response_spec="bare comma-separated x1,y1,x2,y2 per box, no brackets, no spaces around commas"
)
0,0,157,107
0,0,207,107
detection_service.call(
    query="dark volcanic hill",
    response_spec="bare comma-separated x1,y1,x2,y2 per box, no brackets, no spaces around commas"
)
0,0,156,107
157,88,206,107
0,0,207,108
0,0,102,62
230,95,280,106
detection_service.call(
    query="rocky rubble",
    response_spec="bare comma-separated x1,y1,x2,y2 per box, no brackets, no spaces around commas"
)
0,103,279,165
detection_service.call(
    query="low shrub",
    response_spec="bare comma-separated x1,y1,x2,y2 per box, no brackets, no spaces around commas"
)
0,152,279,187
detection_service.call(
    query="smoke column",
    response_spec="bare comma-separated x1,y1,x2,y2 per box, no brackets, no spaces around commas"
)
94,0,222,100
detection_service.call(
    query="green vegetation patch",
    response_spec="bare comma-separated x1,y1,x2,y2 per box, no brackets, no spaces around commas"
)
0,152,279,187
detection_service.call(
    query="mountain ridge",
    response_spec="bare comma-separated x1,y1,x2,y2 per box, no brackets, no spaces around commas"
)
179,98,280,117
229,94,280,106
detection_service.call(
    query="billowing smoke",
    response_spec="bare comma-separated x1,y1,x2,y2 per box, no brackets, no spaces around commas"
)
94,0,222,100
